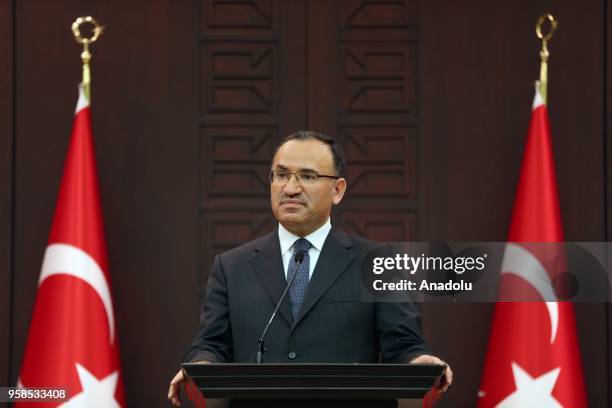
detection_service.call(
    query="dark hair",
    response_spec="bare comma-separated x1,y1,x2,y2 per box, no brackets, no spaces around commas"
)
273,130,346,176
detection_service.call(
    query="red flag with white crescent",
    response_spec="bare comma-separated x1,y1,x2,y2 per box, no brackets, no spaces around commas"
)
17,87,125,407
477,86,587,407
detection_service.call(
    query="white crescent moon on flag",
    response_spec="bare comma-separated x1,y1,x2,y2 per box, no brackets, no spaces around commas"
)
39,243,115,344
501,243,559,344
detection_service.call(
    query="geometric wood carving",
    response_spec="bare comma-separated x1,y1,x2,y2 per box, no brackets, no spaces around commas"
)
342,127,416,197
204,0,275,30
342,0,415,29
203,127,276,163
342,44,415,113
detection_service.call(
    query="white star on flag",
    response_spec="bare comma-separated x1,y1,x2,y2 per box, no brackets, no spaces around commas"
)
59,363,120,407
496,362,562,408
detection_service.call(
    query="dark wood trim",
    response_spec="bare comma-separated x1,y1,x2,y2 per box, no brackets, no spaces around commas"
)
280,0,307,135
10,1,200,405
0,0,14,387
606,0,612,404
306,0,338,136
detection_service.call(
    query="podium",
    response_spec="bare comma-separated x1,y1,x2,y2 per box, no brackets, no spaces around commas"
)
182,363,444,400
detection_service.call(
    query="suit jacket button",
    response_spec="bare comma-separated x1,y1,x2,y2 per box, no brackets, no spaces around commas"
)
288,352,297,360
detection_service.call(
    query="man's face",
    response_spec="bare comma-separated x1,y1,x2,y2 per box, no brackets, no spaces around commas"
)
270,139,346,236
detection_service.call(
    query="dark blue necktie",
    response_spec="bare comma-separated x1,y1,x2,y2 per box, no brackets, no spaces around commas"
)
287,238,311,319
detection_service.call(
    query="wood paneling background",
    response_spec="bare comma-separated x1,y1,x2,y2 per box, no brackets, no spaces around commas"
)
0,0,14,390
1,0,610,406
308,0,420,243
9,1,199,407
419,1,608,406
199,0,307,271
607,0,612,402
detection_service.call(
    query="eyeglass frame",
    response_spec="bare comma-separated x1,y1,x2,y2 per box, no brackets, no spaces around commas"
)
268,169,341,185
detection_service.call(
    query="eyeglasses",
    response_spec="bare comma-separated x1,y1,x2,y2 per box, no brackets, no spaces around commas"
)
269,170,340,185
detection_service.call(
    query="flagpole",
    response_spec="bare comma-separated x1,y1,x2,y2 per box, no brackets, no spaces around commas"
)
535,13,558,104
71,16,104,102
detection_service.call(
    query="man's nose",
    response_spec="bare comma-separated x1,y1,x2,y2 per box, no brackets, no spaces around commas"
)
282,175,303,195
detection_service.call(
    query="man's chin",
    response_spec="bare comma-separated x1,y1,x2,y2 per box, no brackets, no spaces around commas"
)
278,213,305,224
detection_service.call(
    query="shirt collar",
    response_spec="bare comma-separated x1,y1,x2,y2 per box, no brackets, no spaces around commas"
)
278,218,332,256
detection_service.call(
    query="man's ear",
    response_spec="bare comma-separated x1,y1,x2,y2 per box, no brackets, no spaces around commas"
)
332,178,347,205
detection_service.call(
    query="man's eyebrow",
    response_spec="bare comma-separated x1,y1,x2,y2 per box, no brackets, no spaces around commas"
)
272,165,319,173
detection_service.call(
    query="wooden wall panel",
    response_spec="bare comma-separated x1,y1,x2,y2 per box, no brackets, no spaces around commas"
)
199,0,306,276
342,127,416,198
0,0,13,388
419,1,607,406
607,0,612,404
309,0,418,241
11,1,199,406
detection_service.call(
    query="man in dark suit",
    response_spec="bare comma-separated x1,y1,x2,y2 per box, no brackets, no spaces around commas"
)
168,131,452,407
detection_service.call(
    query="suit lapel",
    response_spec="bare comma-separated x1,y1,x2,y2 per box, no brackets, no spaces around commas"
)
249,231,294,327
291,228,355,330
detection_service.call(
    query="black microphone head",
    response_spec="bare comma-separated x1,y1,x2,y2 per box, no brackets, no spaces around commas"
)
294,251,305,264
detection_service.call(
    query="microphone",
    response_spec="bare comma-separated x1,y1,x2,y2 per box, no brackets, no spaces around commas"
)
255,251,305,364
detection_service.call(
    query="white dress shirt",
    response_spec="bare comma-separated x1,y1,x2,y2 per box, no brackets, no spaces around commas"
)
278,218,332,280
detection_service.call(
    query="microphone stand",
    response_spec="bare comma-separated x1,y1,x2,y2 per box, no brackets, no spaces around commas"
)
256,252,304,364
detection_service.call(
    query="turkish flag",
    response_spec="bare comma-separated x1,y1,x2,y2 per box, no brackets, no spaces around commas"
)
477,87,587,407
17,87,125,407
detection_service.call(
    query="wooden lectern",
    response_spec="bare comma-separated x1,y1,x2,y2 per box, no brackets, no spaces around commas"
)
182,363,444,401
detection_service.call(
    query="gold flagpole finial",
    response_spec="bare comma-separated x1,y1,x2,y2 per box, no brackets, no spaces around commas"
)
535,13,558,103
71,16,104,101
